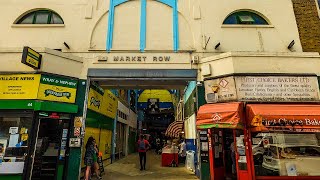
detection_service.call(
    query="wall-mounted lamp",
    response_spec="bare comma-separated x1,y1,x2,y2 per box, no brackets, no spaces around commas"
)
287,40,295,49
215,42,221,49
63,42,70,49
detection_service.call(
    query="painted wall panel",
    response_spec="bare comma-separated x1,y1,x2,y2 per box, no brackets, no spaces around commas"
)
113,1,140,50
185,113,196,139
146,0,173,50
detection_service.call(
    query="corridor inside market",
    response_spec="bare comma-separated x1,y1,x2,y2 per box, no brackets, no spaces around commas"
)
103,151,198,180
80,69,200,180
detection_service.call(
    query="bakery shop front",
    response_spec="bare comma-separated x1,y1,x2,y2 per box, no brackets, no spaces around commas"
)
197,75,320,180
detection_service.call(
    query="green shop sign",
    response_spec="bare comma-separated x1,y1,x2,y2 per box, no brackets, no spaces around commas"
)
38,74,78,103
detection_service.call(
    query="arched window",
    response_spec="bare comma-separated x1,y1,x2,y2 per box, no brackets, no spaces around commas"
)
223,11,268,25
16,10,64,24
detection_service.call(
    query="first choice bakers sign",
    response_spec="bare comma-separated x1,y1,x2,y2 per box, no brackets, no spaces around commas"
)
205,76,320,103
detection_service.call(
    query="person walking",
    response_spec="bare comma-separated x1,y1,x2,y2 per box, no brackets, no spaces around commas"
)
84,137,102,180
137,135,150,170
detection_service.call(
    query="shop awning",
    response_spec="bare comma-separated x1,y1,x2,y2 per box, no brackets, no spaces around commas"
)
196,102,244,129
165,121,184,138
247,104,320,132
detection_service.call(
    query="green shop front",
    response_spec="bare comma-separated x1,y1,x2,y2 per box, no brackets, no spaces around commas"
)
0,74,79,180
81,82,118,175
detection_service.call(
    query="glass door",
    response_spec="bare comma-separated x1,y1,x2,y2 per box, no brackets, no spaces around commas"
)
30,113,71,180
0,110,35,179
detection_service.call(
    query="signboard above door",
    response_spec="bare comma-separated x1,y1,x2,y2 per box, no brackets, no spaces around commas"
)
204,75,320,103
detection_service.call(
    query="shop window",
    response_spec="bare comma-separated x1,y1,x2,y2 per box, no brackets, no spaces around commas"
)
223,11,269,25
251,132,320,176
16,10,64,24
0,111,33,175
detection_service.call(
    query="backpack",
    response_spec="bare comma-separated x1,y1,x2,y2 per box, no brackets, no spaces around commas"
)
139,140,146,150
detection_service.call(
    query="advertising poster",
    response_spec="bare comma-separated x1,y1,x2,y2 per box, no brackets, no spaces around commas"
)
0,74,41,99
37,74,78,103
87,83,104,113
99,129,112,160
100,90,118,119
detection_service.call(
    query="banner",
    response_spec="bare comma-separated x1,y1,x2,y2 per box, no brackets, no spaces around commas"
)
37,74,78,103
0,74,78,104
87,83,104,113
0,74,41,99
100,90,118,119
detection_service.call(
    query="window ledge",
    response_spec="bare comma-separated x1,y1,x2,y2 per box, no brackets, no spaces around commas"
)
221,24,274,28
11,24,65,28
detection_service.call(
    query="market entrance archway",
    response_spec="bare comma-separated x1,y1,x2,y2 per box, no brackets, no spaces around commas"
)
82,68,198,179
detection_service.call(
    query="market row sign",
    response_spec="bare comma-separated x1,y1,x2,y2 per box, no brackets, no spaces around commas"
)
0,74,78,103
205,75,320,103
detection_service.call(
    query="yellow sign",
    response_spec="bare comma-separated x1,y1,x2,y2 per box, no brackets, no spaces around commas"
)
100,90,118,119
0,74,78,104
74,117,82,128
20,128,26,134
251,115,263,127
37,84,77,103
0,74,41,99
21,46,42,69
87,88,104,113
37,74,78,103
99,129,112,160
21,134,28,141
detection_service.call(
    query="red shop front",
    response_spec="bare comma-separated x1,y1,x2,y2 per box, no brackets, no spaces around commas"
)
197,103,320,180
246,104,320,180
197,102,253,180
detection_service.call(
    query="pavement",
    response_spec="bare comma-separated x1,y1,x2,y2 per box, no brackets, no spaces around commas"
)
100,151,198,180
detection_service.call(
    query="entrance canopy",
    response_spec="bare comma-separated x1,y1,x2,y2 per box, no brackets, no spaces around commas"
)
196,102,244,129
88,69,197,90
247,104,320,132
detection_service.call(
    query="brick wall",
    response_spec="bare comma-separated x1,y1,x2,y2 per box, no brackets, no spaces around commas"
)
292,0,320,53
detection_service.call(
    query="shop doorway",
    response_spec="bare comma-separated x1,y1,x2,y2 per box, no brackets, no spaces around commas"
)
210,128,236,180
210,128,250,180
30,113,71,180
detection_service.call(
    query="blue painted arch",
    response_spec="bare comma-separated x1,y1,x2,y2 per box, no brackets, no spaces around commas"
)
106,0,179,52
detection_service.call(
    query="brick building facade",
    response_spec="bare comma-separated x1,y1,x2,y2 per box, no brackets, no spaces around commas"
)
292,0,320,53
